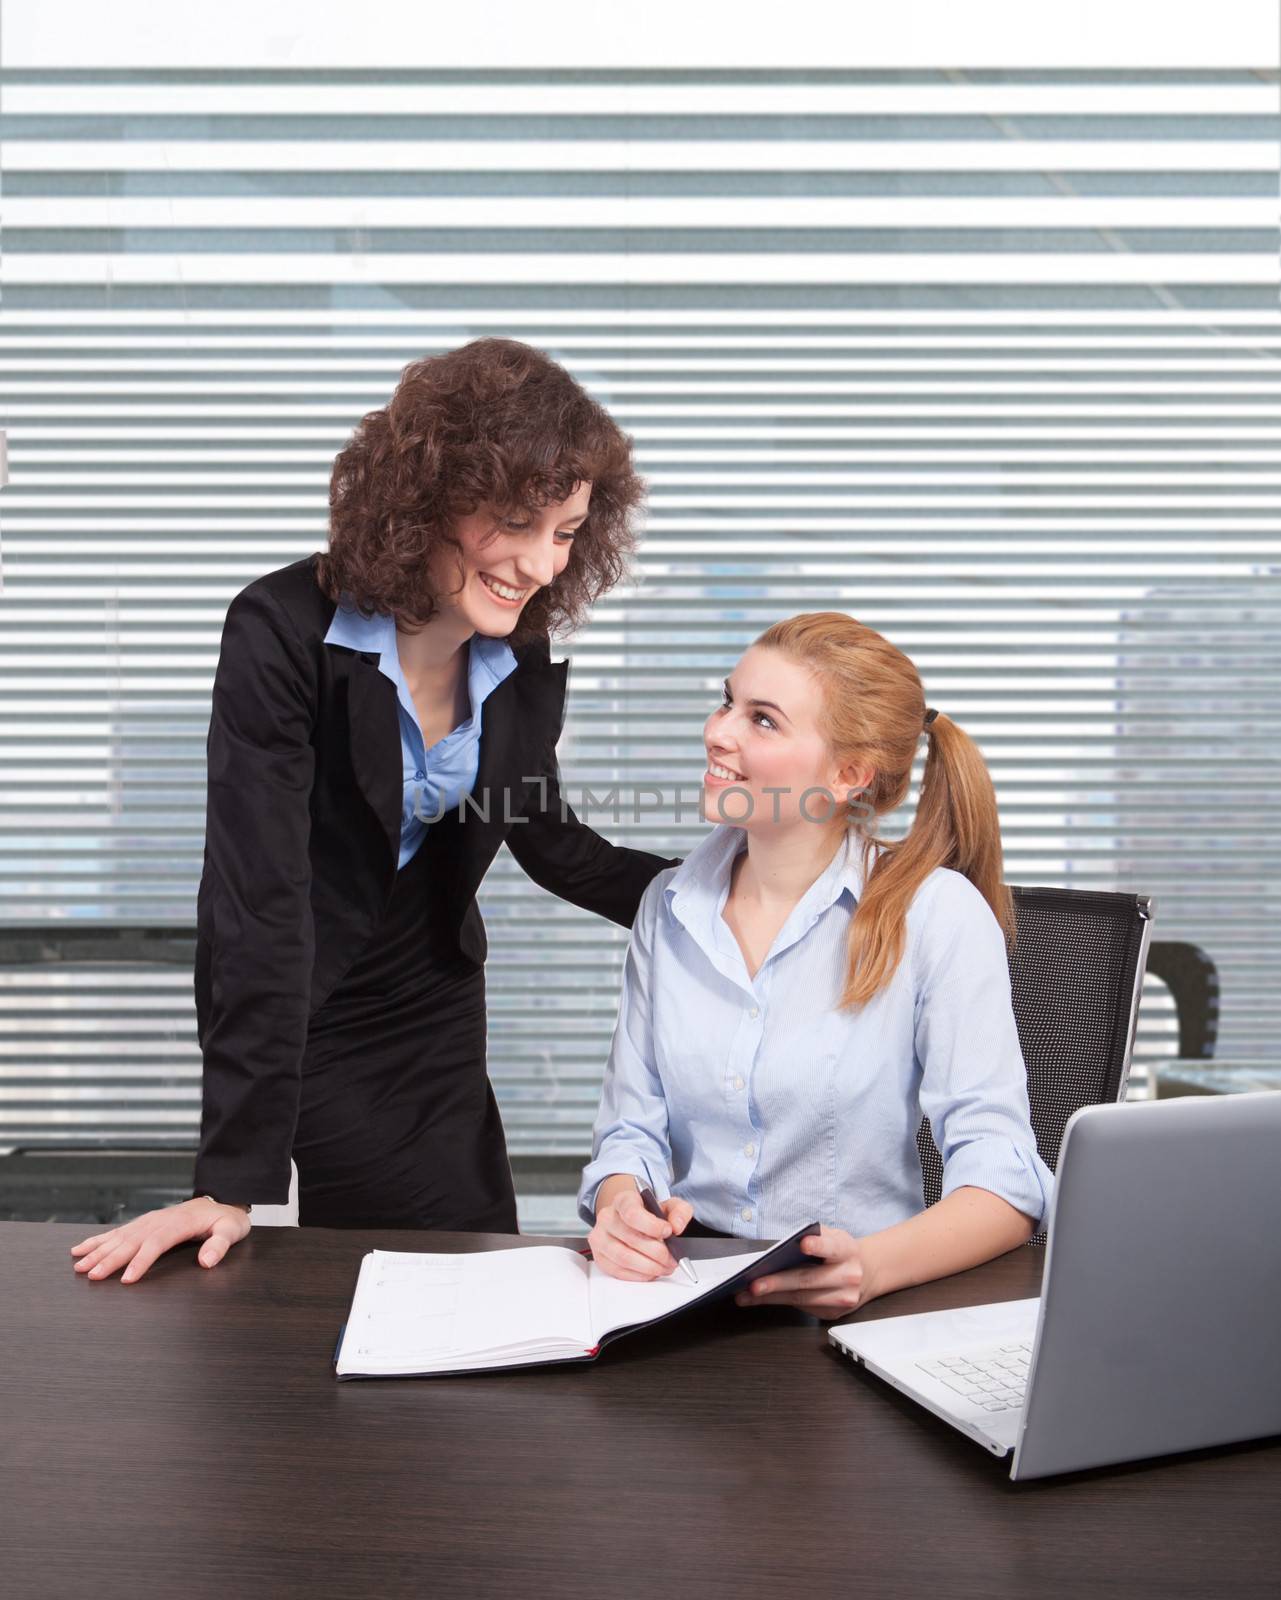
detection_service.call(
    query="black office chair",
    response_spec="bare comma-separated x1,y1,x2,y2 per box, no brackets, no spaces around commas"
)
916,885,1154,1246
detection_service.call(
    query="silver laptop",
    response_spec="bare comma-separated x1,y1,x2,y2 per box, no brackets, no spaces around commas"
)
829,1090,1281,1480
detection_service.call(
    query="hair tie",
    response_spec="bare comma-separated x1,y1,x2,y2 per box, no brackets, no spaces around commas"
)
923,707,939,728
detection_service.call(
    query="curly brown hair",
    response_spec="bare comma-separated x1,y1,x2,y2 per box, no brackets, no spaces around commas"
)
312,337,646,644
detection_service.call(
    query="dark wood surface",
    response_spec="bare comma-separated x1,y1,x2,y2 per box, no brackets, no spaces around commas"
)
5,1221,1278,1600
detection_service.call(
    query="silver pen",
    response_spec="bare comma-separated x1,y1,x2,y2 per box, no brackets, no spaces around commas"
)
634,1175,699,1286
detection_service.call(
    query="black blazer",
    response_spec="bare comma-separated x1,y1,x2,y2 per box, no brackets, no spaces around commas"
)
190,553,677,1205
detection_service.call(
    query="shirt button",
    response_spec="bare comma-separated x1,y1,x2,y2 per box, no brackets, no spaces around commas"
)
743,1142,755,1157
741,1206,754,1223
733,1075,745,1090
748,1005,760,1019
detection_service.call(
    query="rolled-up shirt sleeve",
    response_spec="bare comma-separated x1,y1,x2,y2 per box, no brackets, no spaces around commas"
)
912,873,1055,1228
576,873,676,1226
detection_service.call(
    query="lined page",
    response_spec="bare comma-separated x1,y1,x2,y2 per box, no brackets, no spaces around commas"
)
587,1248,769,1343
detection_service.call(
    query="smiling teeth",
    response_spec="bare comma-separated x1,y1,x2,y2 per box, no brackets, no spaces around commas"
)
708,760,745,781
480,573,527,602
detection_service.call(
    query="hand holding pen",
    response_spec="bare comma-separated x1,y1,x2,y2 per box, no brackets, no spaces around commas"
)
633,1177,699,1285
586,1172,699,1283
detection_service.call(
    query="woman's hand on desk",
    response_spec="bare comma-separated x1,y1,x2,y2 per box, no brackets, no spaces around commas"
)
588,1178,695,1281
69,1198,252,1284
734,1226,877,1317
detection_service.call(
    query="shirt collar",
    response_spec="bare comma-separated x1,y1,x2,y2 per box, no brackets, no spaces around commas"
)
323,596,518,723
664,822,872,982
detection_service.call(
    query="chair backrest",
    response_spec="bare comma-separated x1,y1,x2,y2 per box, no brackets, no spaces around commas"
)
917,884,1154,1244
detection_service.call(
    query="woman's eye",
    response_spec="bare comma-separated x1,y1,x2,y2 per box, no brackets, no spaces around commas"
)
753,711,776,731
503,520,576,541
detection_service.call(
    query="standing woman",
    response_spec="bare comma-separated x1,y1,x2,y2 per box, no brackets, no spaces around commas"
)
71,338,677,1284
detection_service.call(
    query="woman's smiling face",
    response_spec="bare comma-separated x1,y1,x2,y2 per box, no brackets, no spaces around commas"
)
426,483,592,637
702,644,873,831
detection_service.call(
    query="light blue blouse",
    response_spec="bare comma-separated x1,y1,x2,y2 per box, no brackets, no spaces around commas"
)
323,599,518,868
577,822,1055,1240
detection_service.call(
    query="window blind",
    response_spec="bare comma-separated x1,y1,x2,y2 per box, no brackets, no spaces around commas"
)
0,68,1278,1163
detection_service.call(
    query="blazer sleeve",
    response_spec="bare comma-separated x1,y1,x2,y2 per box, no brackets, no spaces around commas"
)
190,584,317,1205
504,741,680,929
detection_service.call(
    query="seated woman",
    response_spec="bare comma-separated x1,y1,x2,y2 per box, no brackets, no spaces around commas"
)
578,611,1054,1317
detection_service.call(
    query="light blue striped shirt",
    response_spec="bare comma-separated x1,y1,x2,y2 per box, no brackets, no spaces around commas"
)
323,599,518,868
577,822,1055,1240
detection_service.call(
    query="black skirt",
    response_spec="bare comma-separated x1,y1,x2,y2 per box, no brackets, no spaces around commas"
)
292,817,518,1233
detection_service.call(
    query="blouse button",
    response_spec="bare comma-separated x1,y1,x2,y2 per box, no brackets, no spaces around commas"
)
748,1005,759,1019
744,1142,755,1158
733,1075,745,1091
741,1206,754,1223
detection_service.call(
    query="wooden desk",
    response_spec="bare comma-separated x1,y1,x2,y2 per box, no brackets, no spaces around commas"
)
5,1221,1278,1600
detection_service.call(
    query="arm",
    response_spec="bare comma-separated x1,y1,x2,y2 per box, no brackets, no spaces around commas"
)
575,873,676,1226
909,873,1054,1231
504,746,680,929
190,585,317,1205
738,1185,1035,1316
859,1184,1035,1297
577,875,699,1278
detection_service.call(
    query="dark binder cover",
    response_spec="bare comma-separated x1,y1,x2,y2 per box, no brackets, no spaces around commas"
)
332,1221,822,1379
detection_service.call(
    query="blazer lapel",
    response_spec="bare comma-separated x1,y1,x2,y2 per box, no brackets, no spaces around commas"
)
457,649,569,890
344,651,403,871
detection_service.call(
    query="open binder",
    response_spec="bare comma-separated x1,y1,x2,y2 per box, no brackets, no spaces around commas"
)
333,1222,821,1378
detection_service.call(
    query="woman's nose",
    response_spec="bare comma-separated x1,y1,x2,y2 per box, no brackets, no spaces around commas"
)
515,535,559,589
703,714,736,753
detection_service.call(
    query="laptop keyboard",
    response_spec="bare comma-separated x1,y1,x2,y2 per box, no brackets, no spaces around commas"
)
915,1341,1033,1412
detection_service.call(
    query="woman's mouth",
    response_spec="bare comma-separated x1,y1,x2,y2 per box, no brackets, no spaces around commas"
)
478,571,530,608
704,757,747,788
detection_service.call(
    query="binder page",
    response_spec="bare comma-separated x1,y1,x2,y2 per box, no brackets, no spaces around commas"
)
453,1245,593,1356
587,1247,770,1343
339,1251,468,1373
338,1246,592,1374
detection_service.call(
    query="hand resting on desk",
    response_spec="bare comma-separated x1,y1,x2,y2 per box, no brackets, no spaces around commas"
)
70,1197,252,1284
588,1177,695,1281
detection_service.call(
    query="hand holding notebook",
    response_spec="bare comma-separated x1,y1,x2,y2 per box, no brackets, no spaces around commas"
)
334,1222,821,1379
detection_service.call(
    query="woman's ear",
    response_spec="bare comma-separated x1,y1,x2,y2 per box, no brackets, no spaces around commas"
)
836,759,875,797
